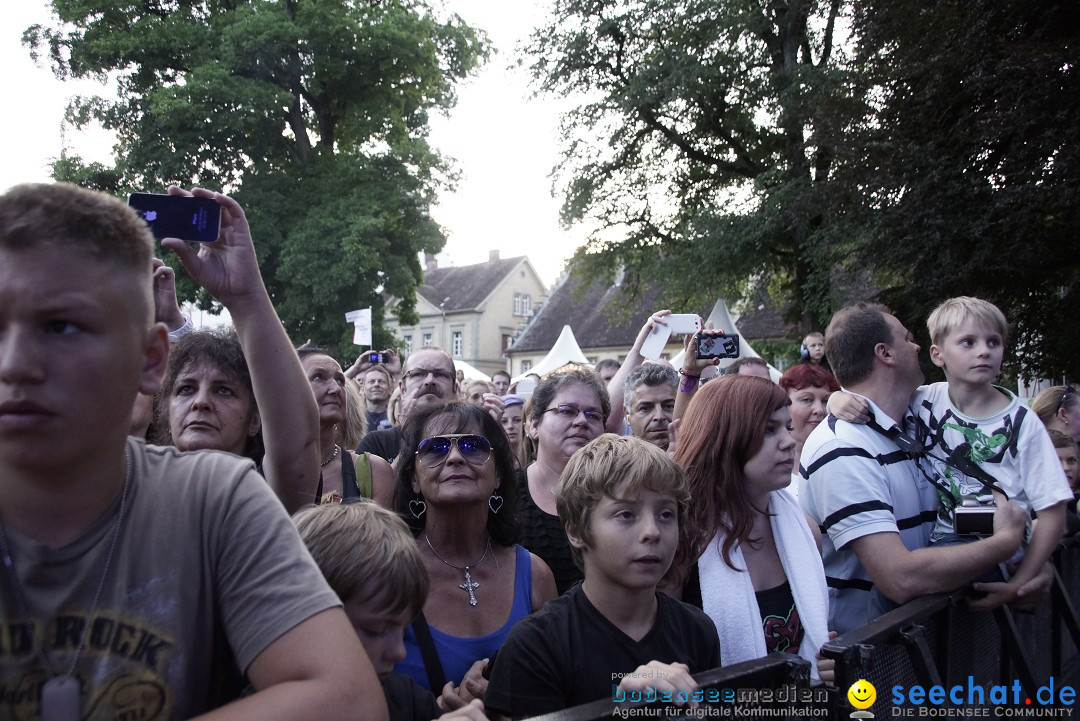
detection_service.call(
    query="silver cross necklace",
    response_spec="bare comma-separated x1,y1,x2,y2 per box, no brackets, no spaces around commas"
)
0,446,132,721
424,534,491,606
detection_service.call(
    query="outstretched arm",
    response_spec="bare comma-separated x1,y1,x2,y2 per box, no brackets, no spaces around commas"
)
162,187,320,513
672,326,723,422
605,310,672,433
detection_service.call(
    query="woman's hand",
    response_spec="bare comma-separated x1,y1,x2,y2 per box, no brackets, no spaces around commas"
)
159,186,265,310
437,658,488,710
816,631,838,685
682,325,724,377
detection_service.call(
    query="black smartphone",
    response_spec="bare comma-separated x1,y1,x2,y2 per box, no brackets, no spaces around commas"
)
697,333,740,359
128,193,221,242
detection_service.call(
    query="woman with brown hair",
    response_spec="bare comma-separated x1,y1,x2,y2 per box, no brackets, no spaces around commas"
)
670,375,832,681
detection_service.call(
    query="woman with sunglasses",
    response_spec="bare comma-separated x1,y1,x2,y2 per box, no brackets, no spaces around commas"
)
394,402,557,704
1032,384,1080,444
520,369,612,593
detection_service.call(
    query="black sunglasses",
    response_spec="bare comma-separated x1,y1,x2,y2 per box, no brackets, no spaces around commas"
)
416,435,492,468
1058,384,1076,413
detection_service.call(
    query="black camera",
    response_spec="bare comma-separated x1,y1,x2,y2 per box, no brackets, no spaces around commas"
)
369,352,381,364
953,495,996,536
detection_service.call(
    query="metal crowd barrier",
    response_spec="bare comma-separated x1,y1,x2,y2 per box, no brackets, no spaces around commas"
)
524,653,814,721
520,539,1079,721
822,536,1080,718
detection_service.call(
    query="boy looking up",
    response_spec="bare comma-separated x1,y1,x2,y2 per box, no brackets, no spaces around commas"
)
916,297,1069,607
293,502,487,721
0,183,379,720
484,434,720,718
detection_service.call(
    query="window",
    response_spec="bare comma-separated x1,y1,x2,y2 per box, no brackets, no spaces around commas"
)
521,360,532,372
403,335,413,355
452,331,463,358
513,293,531,316
502,334,513,355
586,356,598,365
422,332,432,347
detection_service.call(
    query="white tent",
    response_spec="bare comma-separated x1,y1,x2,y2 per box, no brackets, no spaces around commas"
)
668,299,781,382
454,360,490,382
511,325,590,383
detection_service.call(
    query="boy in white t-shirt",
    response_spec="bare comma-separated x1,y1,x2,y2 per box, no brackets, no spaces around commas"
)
913,297,1068,605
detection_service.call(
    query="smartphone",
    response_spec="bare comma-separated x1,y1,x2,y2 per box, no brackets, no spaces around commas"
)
128,193,221,242
697,333,741,360
369,352,381,364
665,314,701,335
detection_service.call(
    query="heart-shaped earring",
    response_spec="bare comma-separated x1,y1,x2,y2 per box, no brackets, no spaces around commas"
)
488,494,504,515
409,499,427,518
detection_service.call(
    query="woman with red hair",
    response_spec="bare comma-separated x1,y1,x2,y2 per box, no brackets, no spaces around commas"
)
779,363,840,494
670,375,832,682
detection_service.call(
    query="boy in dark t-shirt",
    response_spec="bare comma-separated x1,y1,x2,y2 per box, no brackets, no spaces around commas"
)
485,435,721,718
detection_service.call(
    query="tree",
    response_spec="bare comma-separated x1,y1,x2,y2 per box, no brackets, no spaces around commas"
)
841,0,1080,380
528,0,860,333
25,0,488,359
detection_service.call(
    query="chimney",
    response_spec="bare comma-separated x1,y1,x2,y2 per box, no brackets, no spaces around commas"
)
489,249,500,262
425,252,437,272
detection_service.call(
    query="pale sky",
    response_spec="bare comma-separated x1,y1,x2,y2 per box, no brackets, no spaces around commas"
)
0,0,588,286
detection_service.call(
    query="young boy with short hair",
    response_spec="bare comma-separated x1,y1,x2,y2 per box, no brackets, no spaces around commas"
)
915,297,1069,605
484,434,721,718
295,501,488,721
0,183,379,719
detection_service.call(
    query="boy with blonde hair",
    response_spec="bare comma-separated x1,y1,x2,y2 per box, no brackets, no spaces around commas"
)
484,435,720,718
857,296,1069,610
0,183,378,719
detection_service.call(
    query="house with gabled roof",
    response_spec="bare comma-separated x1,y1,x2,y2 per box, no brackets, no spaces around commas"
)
384,251,548,376
506,271,797,376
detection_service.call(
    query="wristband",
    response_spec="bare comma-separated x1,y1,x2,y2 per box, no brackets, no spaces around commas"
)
679,374,699,393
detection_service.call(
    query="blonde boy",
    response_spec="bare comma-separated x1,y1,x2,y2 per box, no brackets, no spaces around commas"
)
917,297,1070,606
484,435,720,718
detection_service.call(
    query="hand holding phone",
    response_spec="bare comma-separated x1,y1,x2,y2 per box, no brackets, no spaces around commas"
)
129,192,222,242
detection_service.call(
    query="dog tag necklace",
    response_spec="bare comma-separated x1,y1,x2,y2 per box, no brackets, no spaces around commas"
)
0,447,131,721
425,535,491,606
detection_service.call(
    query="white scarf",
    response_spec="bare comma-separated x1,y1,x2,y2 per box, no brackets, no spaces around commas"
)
697,489,829,682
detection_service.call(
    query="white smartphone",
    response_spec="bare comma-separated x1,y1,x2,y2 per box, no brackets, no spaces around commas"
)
665,314,701,335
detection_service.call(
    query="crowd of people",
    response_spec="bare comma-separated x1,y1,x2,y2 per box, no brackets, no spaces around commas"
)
1,182,1075,721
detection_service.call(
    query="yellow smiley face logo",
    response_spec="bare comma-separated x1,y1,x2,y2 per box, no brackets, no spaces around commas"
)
847,679,876,709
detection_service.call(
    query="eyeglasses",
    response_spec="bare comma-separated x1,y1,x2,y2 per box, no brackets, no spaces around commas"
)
541,404,604,426
416,435,492,467
1059,385,1076,412
403,368,456,383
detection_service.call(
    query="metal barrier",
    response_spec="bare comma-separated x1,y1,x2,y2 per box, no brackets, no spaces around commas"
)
519,539,1079,721
523,653,813,721
822,537,1080,718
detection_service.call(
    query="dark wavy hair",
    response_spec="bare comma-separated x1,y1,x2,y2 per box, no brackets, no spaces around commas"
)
671,375,791,578
152,327,263,464
527,368,612,426
394,402,520,547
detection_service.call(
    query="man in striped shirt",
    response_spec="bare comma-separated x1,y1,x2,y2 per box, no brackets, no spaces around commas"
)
800,303,1028,632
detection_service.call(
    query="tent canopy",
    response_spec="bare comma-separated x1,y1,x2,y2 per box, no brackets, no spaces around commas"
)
454,359,490,382
511,325,590,383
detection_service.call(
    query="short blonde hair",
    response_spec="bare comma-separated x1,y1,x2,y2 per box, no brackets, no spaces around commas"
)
293,502,428,615
927,296,1009,346
557,434,690,570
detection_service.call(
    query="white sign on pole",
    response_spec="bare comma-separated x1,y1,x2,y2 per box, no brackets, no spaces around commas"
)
347,308,372,346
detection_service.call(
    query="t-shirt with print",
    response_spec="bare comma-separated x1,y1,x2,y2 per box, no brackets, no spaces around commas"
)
0,438,341,720
912,383,1072,542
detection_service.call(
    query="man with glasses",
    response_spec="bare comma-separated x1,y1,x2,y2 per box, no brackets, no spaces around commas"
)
357,347,460,463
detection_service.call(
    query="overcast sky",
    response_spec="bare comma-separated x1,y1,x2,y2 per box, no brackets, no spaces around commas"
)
0,0,588,286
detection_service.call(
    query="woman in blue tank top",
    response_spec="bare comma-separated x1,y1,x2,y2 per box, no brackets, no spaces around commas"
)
392,402,557,704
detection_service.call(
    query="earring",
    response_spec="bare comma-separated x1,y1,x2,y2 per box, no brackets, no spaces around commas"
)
488,493,504,515
409,498,427,518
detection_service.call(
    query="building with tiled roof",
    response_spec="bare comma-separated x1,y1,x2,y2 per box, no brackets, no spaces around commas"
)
385,252,548,376
506,271,804,376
